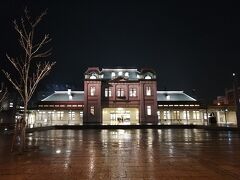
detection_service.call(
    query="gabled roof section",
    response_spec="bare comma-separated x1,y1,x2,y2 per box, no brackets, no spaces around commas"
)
41,91,84,102
157,91,196,102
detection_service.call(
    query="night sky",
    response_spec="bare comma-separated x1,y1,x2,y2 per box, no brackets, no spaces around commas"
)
0,0,240,102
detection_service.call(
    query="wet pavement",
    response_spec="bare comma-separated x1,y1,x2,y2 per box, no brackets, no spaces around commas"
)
0,129,240,180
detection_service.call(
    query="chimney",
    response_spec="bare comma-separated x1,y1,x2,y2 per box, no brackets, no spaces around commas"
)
68,89,72,100
68,89,71,95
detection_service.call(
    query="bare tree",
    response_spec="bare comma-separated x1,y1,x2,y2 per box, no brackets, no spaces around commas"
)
0,83,7,111
2,8,55,152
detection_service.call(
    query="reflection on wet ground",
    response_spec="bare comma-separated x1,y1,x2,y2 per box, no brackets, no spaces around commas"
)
1,129,240,179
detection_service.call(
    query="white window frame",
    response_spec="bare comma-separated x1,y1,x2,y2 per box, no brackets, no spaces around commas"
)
90,86,96,96
147,106,151,115
90,106,95,115
105,88,112,97
117,88,124,97
129,88,137,97
146,86,151,96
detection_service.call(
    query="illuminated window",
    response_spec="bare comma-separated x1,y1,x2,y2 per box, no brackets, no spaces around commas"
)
129,88,137,97
203,113,208,120
157,111,161,120
146,86,151,96
163,111,171,119
57,111,64,120
105,88,112,97
80,111,83,120
193,111,200,119
111,72,116,78
125,72,129,77
182,111,190,119
117,88,124,97
68,111,75,120
118,71,123,76
90,106,95,115
173,111,180,119
90,74,97,79
147,106,151,115
145,75,152,79
110,113,116,120
90,86,96,96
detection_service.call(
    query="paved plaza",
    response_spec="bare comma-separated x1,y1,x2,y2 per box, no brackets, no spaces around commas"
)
0,129,240,179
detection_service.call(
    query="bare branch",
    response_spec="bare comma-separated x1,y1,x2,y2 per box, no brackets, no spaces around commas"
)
6,54,24,80
33,48,52,58
2,70,24,100
29,61,55,99
32,34,51,56
0,83,7,105
32,10,47,27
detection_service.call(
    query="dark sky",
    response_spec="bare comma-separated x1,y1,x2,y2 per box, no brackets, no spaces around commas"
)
0,0,240,101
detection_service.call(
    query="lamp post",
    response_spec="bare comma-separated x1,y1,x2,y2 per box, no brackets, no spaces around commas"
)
233,73,240,127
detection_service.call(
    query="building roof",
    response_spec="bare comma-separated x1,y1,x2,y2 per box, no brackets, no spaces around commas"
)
41,90,84,102
157,91,196,102
41,90,196,102
84,67,157,80
101,68,140,80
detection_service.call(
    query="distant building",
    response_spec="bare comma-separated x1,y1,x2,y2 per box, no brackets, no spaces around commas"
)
209,87,240,125
29,67,207,127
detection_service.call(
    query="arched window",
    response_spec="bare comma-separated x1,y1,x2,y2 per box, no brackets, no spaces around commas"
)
144,75,152,79
124,72,129,77
90,74,97,79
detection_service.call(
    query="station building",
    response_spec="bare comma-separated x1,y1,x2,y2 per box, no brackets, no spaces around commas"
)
29,67,208,127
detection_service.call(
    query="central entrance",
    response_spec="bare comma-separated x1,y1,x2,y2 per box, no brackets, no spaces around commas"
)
102,108,139,125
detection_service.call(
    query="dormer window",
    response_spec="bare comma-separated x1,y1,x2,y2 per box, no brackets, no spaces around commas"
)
118,71,123,76
125,72,129,77
111,72,116,78
144,75,152,79
90,74,97,79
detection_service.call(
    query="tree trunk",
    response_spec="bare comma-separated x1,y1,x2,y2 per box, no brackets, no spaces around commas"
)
21,102,28,151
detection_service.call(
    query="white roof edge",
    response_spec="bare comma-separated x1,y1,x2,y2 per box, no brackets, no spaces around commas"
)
157,91,184,94
182,92,197,101
41,91,84,101
54,91,84,93
102,68,138,71
41,93,55,101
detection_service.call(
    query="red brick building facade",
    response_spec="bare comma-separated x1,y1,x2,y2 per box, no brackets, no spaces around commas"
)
83,67,158,124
